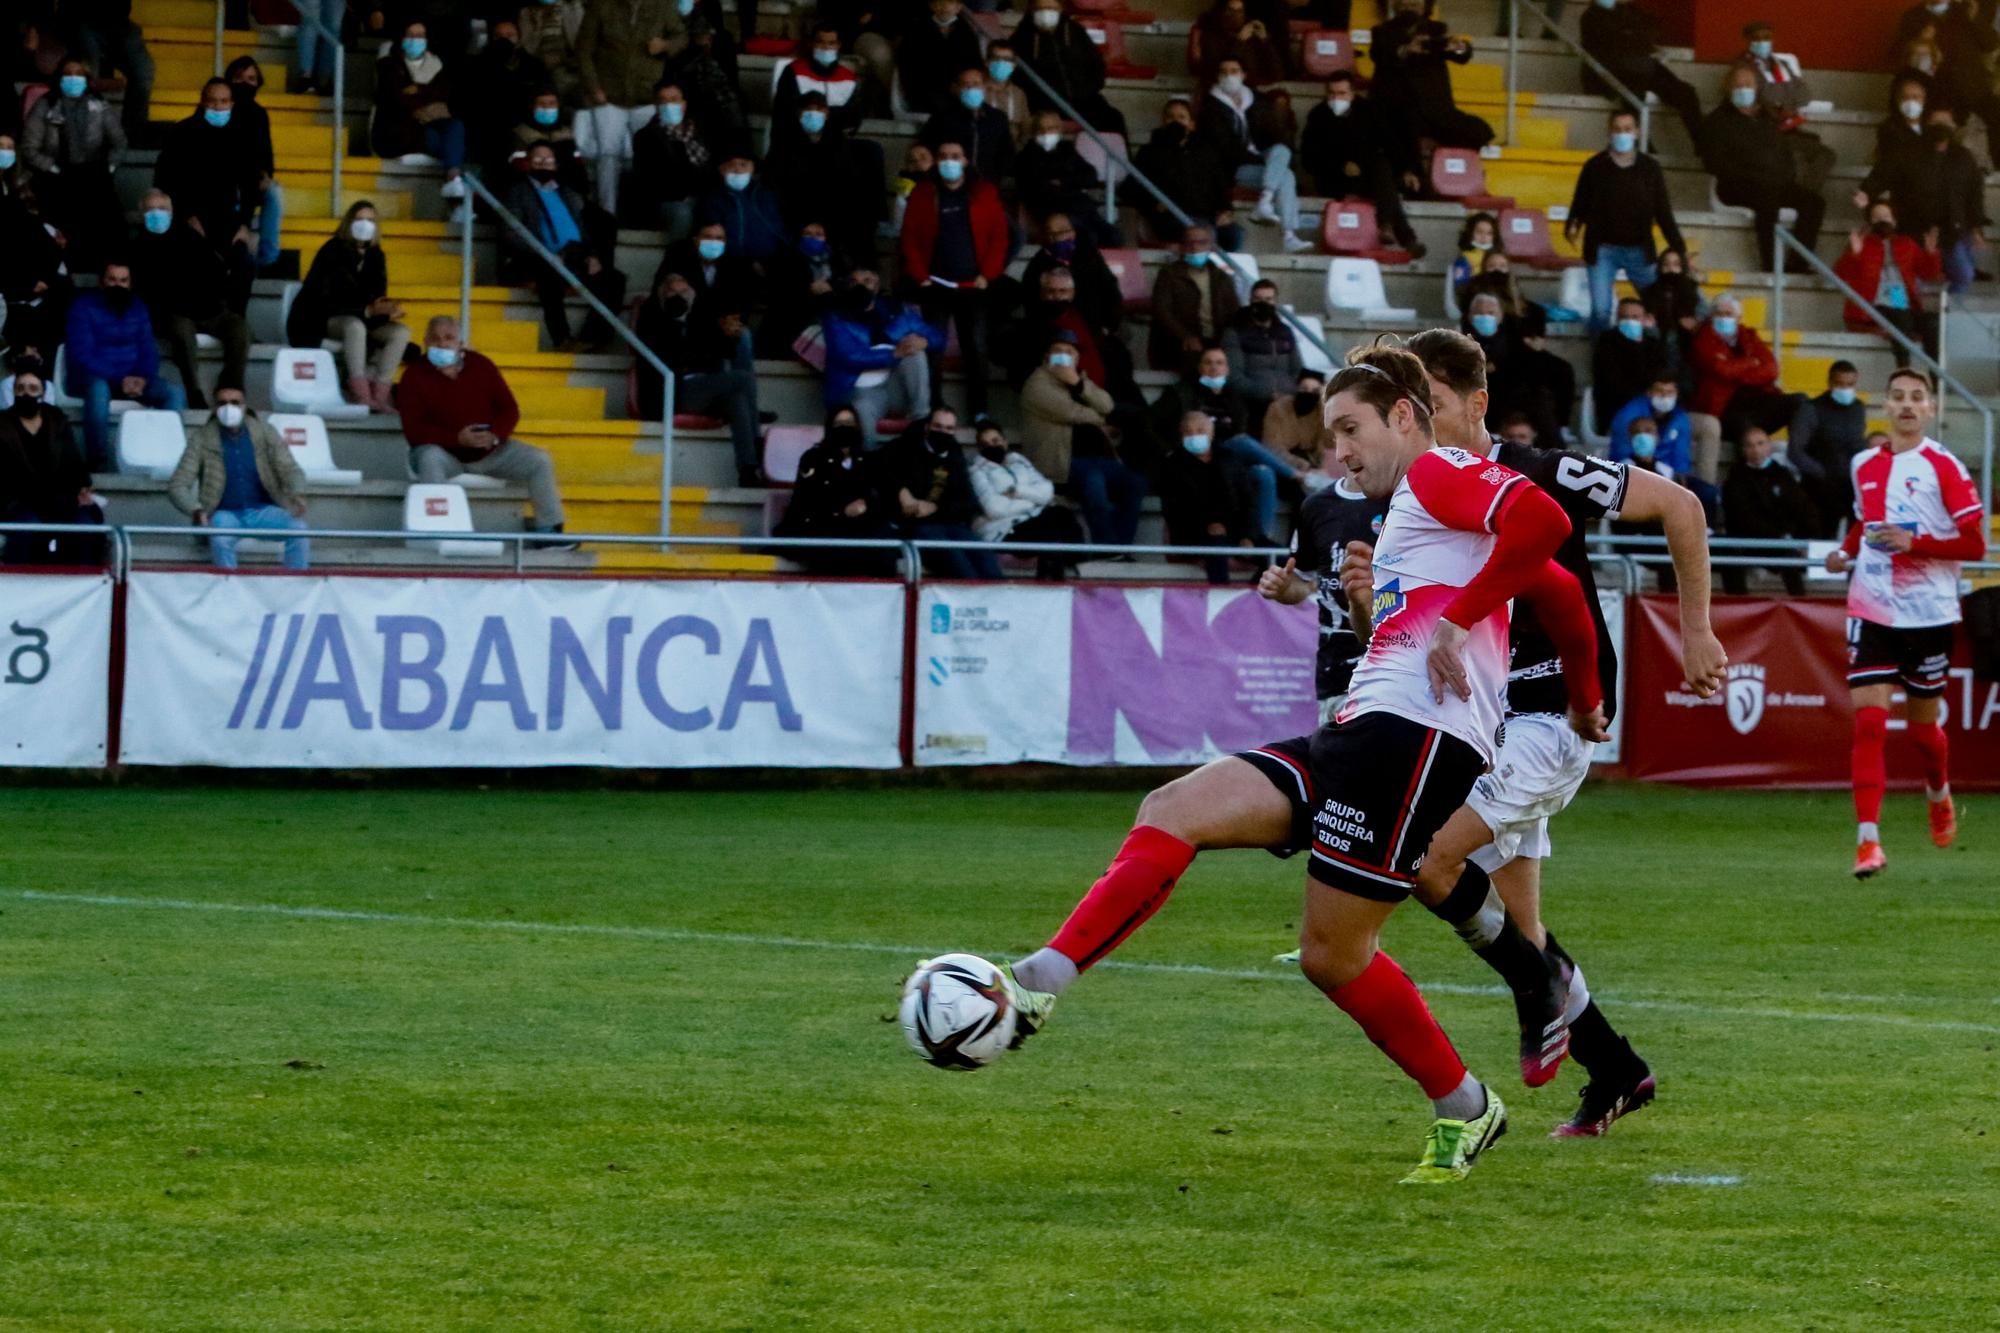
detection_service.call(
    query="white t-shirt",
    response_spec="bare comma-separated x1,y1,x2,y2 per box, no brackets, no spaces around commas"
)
1847,436,1981,628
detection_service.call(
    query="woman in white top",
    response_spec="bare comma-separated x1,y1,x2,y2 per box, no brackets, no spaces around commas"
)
967,416,1085,580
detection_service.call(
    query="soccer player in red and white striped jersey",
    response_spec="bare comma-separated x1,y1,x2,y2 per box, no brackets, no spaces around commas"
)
1824,368,1986,877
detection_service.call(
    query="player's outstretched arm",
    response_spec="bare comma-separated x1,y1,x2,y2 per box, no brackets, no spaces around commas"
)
1519,560,1609,741
1617,468,1726,698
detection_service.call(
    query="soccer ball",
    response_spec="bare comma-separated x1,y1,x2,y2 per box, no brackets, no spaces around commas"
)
900,953,1017,1069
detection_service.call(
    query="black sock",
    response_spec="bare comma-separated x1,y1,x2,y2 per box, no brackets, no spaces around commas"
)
1543,930,1646,1079
1424,864,1551,998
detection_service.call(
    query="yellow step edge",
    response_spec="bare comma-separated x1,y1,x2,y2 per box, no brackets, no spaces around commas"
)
566,484,712,502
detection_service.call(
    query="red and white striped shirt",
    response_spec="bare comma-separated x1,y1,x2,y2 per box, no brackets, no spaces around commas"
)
1848,437,1981,628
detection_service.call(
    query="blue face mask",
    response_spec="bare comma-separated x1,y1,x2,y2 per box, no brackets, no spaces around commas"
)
402,37,428,60
1609,131,1636,153
698,238,727,260
1182,435,1212,456
1470,313,1501,337
677,0,695,14
1749,451,1775,469
799,234,828,257
1729,86,1757,110
60,75,88,99
0,149,14,170
1048,351,1076,368
1185,250,1209,267
533,106,559,126
1630,432,1657,459
1830,386,1858,407
813,47,839,66
1748,40,1773,59
1712,315,1739,339
426,345,459,369
142,208,172,234
799,110,827,134
1197,374,1228,392
958,86,985,111
1617,318,1644,342
936,158,965,182
722,171,751,191
203,107,232,128
988,59,1014,81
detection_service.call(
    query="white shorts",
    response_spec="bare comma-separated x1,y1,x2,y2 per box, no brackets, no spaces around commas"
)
1466,712,1594,871
1319,692,1348,726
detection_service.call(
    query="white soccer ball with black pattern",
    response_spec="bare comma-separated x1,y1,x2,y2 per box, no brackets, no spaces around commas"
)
900,953,1017,1069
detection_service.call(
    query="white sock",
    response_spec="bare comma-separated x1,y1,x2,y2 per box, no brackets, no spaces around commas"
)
1858,821,1880,845
1927,784,1951,803
1013,948,1078,996
1257,189,1275,210
1562,960,1591,1025
1433,1073,1487,1121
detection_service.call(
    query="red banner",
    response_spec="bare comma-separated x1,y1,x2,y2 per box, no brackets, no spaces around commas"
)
1622,596,2000,789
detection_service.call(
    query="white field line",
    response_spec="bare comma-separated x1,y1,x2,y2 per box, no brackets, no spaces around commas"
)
13,889,2000,1037
1650,1174,1746,1186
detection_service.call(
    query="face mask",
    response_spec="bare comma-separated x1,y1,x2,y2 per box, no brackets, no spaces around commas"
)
1593,0,1615,7
1617,318,1644,342
1034,8,1060,28
936,158,965,182
1901,99,1925,121
1871,218,1896,236
0,149,14,170
1048,351,1076,368
1294,389,1319,413
531,167,558,183
1729,86,1758,109
1830,386,1858,407
203,107,232,127
813,47,839,67
1928,0,1950,11
1181,434,1212,456
1217,74,1244,94
829,424,863,450
800,110,827,133
1712,315,1738,338
533,106,559,126
1036,132,1060,151
402,37,428,60
102,287,133,311
1748,40,1773,59
933,11,956,27
1185,250,1209,267
989,60,1014,81
1198,374,1228,392
234,81,261,101
14,393,42,415
723,171,751,191
1470,313,1500,337
1914,55,1935,73
351,217,378,242
142,208,172,234
1046,238,1075,260
1649,393,1677,415
661,102,686,126
1609,131,1636,153
798,235,828,259
1328,97,1351,115
216,403,245,428
1470,237,1493,251
698,237,727,260
959,87,985,111
1252,302,1276,320
926,430,957,452
677,0,694,13
1748,452,1774,470
426,345,459,368
1630,432,1657,459
60,75,88,99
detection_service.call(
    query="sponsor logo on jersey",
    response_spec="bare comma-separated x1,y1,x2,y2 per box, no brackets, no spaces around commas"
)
1371,578,1406,626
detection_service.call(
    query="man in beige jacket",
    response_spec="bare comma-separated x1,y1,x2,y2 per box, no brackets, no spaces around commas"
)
1019,333,1145,548
167,384,311,570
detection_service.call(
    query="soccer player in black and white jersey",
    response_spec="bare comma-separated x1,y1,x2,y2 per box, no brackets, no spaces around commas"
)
1368,329,1729,1136
1257,470,1384,724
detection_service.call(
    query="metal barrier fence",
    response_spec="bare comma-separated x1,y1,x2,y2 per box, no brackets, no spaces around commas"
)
1504,0,1652,152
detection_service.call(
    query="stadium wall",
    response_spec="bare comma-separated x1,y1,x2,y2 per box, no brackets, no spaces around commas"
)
1679,0,1903,74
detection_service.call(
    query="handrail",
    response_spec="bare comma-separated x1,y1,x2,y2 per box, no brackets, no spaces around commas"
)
1772,225,1995,543
1506,0,1651,153
455,171,679,536
1004,52,1340,371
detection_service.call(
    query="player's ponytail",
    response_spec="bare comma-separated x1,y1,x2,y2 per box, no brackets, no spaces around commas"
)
1326,339,1435,436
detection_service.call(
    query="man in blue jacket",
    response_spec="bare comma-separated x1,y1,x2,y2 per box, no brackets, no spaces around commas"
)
1609,373,1693,479
823,268,941,449
695,154,789,267
64,259,188,468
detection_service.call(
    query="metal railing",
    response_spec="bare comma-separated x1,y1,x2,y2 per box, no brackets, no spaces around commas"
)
215,0,345,213
454,172,679,535
1505,0,1651,152
1771,225,1995,541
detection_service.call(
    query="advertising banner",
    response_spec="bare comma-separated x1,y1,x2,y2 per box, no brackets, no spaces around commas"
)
1621,595,2000,787
120,573,905,768
915,584,1319,766
0,573,113,767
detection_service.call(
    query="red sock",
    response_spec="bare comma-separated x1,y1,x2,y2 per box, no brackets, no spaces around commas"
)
1853,706,1888,827
1909,722,1950,795
1049,825,1197,970
1327,952,1467,1100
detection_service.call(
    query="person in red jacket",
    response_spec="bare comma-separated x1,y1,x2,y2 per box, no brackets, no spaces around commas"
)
1834,198,1945,359
1688,295,1805,484
399,315,573,546
899,141,1010,418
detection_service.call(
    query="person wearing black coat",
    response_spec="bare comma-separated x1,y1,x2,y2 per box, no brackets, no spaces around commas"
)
1892,0,2000,143
1639,246,1704,393
774,405,900,577
288,203,411,412
1013,114,1117,244
1721,427,1819,594
223,56,282,273
152,79,260,313
1159,413,1257,584
1590,299,1667,433
1132,103,1234,243
1009,3,1127,135
502,142,626,349
758,224,848,358
626,85,713,237
0,365,103,565
459,17,553,174
1576,0,1703,141
1368,1,1492,151
652,228,759,320
634,268,764,483
0,187,75,364
1021,216,1124,345
1298,73,1423,253
869,409,1002,580
898,0,985,119
132,189,249,410
919,70,1017,188
1860,111,1990,292
765,93,887,260
1700,68,1825,270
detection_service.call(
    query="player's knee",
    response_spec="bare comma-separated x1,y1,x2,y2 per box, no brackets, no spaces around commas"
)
1296,935,1370,992
1134,782,1190,840
1411,853,1462,908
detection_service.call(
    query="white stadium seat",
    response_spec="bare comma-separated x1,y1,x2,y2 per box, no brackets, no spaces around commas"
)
115,409,188,479
271,348,369,420
266,412,364,485
1324,257,1417,323
1283,309,1336,375
1222,251,1261,304
404,483,503,559
46,347,137,415
1579,385,1611,453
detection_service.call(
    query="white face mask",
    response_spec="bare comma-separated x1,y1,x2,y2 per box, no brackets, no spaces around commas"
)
1033,7,1060,28
350,217,378,242
1649,393,1677,415
1217,74,1244,94
1328,97,1351,115
216,403,246,428
1036,132,1060,151
1901,99,1926,121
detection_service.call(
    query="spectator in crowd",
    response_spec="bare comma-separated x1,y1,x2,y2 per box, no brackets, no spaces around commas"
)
1014,267,1107,387
1737,20,1835,193
1299,70,1425,258
1565,108,1684,333
889,142,934,234
287,201,410,414
664,15,742,137
823,267,939,448
0,362,101,565
1870,76,1935,182
517,90,591,197
760,222,848,357
166,383,310,571
223,57,283,275
67,0,155,143
1450,211,1497,310
900,0,984,118
1190,0,1288,88
698,153,789,267
463,17,552,174
1721,425,1818,594
1221,279,1302,428
1640,245,1706,390
1610,374,1693,479
0,157,73,366
371,23,470,216
1133,99,1234,246
1462,248,1534,322
1012,0,1128,136
1015,114,1117,248
1833,197,1943,358
626,83,709,238
983,42,1032,144
1690,294,1801,483
969,415,1084,579
1369,0,1493,151
63,259,186,469
576,0,687,216
1196,59,1311,253
772,23,866,144
1787,359,1869,529
399,316,571,544
1022,213,1125,353
635,268,764,486
900,141,1009,418
1894,29,1943,91
520,0,588,105
815,0,899,117
290,0,345,95
873,408,1002,579
23,57,127,270
1020,334,1143,548
1161,409,1257,584
773,404,900,577
1700,64,1825,272
1153,345,1308,543
1577,0,1703,141
502,141,626,351
1858,109,1988,295
922,68,1015,187
1590,296,1666,434
152,79,260,315
131,188,248,411
1891,0,2000,151
1494,410,1541,450
655,219,759,325
1149,223,1240,376
1261,369,1328,478
1513,306,1575,440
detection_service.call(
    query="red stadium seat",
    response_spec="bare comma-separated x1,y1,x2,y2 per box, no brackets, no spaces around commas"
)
674,413,725,430
21,83,48,126
876,416,912,435
1318,201,1414,264
1076,19,1157,80
761,426,819,486
1299,29,1352,78
1071,0,1154,19
1429,149,1513,211
1498,207,1577,270
1101,248,1152,316
742,35,794,56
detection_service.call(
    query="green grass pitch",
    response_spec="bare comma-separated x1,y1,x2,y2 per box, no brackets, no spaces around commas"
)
0,781,1995,1330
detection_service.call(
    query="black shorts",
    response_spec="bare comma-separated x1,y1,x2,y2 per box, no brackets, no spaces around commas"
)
1847,619,1954,698
1237,711,1486,903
